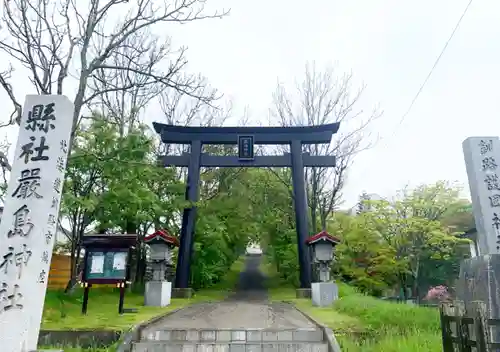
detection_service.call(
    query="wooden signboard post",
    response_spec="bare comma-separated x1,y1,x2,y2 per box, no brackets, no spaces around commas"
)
80,235,136,315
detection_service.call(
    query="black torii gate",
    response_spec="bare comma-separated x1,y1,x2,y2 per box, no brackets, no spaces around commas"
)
152,122,340,297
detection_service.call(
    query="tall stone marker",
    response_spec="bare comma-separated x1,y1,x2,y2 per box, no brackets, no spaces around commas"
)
458,136,500,343
462,137,500,255
0,95,74,352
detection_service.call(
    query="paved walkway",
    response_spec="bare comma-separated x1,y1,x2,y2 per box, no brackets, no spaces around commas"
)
143,255,315,330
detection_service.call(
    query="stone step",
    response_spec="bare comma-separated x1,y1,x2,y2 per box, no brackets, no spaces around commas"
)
141,329,324,343
132,341,329,352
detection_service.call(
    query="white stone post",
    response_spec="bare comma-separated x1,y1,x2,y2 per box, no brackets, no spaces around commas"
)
0,95,74,352
463,137,500,255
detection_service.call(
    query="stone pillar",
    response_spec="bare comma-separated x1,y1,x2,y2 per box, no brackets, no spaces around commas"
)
0,95,74,352
311,261,338,307
462,137,500,255
456,255,500,342
318,262,330,282
457,137,500,343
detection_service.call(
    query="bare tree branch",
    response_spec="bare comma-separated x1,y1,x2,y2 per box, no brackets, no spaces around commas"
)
0,66,22,127
270,62,383,232
0,0,230,139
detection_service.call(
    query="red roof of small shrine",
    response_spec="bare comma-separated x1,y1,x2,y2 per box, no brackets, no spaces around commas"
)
144,229,179,247
306,230,340,245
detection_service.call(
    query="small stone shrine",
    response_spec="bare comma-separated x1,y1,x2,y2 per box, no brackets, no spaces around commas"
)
458,137,500,343
144,229,179,307
306,230,340,307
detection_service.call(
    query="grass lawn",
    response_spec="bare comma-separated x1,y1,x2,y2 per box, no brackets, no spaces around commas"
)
268,284,442,352
40,345,117,352
42,287,225,331
210,256,246,291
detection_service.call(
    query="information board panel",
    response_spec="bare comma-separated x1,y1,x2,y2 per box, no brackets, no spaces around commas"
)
84,248,128,281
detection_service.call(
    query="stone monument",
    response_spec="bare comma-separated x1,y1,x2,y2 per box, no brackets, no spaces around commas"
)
144,229,179,307
458,137,500,343
0,95,74,352
306,231,340,307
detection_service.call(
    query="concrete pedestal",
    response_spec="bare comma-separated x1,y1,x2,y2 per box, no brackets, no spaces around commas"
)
296,288,312,299
311,282,338,307
456,254,500,343
144,281,172,307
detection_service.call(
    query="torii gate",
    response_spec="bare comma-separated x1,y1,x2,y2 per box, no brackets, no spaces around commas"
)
152,123,340,297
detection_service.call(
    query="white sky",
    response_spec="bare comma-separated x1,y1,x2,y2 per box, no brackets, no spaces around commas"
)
1,0,499,209
162,0,498,208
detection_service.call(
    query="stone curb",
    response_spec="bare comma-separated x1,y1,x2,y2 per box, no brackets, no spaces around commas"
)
282,301,342,352
114,307,185,352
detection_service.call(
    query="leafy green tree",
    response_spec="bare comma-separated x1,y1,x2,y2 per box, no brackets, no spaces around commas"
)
330,212,402,296
355,183,470,300
60,117,185,289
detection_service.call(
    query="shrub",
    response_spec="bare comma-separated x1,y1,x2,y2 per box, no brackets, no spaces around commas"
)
424,285,450,303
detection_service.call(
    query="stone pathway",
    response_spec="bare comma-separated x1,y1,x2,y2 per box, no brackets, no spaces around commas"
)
132,255,327,351
142,255,315,331
144,301,315,330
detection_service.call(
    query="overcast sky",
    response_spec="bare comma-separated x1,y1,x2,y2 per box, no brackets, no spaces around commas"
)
161,0,497,208
1,0,498,209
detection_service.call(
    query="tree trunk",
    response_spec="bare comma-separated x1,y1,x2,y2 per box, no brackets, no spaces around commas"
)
64,223,84,293
399,274,407,301
413,258,421,303
125,219,140,291
320,211,327,231
65,244,82,293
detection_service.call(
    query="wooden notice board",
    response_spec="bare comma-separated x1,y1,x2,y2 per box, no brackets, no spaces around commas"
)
84,249,128,281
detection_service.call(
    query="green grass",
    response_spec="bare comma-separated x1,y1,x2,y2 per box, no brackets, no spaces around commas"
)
332,286,441,352
41,287,225,351
42,287,225,331
334,288,440,335
268,286,362,334
39,345,116,352
258,256,275,278
268,282,442,351
210,257,246,291
261,255,295,289
338,329,442,352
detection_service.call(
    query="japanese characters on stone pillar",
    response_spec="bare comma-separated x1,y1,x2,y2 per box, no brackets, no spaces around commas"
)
0,95,74,352
463,137,500,255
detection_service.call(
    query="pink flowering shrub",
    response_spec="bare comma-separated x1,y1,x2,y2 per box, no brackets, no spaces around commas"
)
424,285,451,303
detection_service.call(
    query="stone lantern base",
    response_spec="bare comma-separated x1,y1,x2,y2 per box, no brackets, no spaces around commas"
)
144,281,172,307
311,282,338,307
296,288,312,299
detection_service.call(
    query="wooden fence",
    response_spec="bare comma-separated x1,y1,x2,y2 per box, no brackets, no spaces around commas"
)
440,301,500,351
48,253,72,289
